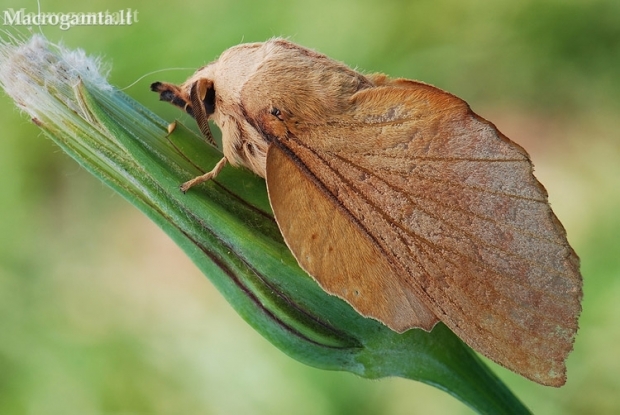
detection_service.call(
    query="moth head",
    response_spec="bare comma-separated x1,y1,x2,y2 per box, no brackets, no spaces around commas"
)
151,43,273,176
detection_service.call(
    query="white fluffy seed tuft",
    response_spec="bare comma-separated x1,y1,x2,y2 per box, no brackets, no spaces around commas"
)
0,34,111,122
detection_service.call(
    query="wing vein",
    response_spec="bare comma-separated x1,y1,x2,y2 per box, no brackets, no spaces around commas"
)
395,165,546,203
360,154,529,163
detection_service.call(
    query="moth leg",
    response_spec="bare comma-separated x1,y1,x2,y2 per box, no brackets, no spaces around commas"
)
180,156,228,193
166,121,177,136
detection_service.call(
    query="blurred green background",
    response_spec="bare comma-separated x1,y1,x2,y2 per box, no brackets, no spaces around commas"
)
1,0,619,413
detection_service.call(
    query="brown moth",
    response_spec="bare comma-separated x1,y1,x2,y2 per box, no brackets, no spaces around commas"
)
151,39,582,386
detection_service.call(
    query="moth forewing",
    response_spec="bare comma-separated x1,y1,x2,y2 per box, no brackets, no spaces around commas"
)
265,87,581,386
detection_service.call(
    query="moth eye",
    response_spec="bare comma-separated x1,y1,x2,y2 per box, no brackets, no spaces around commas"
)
203,83,216,115
270,107,283,120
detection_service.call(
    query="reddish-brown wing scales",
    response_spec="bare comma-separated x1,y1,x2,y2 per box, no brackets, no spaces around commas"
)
266,78,581,386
